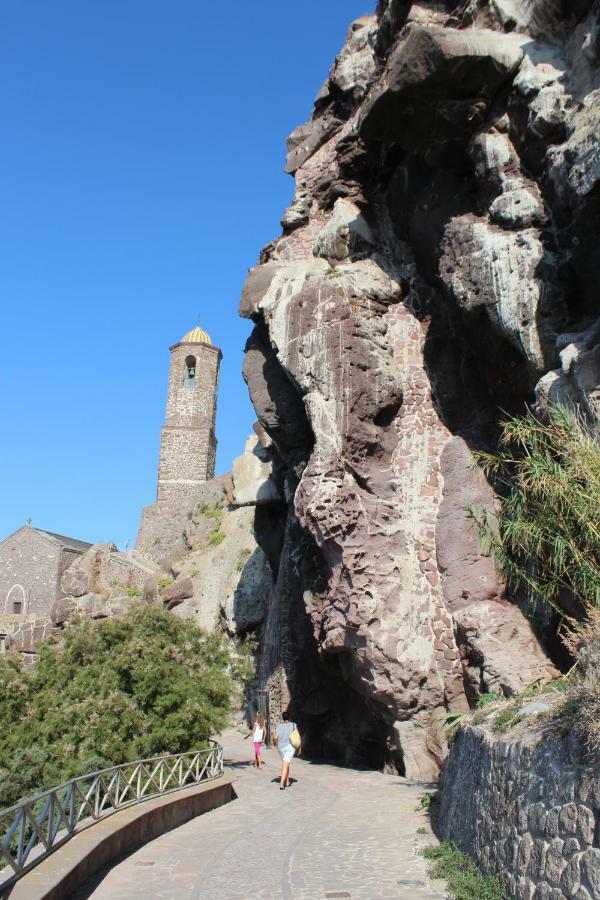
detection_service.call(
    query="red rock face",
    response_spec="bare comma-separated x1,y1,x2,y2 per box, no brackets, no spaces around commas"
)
240,2,600,777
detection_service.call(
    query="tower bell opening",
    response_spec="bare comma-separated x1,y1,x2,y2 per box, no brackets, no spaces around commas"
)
185,355,196,380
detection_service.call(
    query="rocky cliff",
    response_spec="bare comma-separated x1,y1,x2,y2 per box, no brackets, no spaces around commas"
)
239,0,600,777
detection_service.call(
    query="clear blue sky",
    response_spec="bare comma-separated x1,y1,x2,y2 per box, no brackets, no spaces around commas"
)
0,0,370,548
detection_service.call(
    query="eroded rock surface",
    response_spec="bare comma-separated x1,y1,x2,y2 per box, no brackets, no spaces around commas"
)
134,433,282,639
239,1,600,777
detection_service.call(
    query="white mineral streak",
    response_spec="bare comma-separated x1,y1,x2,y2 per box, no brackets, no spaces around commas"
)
513,43,565,95
536,322,600,421
489,184,545,227
471,131,516,179
313,198,375,261
450,220,545,369
463,0,565,39
528,82,570,136
330,16,377,99
435,28,524,73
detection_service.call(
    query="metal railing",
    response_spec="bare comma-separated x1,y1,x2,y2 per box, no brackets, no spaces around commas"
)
0,741,223,889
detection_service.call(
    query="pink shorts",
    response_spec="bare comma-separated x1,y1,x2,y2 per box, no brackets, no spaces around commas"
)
253,741,262,754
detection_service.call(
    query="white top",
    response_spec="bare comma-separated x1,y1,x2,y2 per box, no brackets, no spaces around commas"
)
253,724,264,742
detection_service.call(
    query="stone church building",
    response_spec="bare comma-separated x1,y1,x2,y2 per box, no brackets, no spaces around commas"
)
0,524,92,620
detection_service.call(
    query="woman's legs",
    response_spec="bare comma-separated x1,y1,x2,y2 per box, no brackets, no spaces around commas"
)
280,760,289,788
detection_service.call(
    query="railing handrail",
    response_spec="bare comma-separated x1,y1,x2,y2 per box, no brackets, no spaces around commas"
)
0,741,219,818
0,740,224,888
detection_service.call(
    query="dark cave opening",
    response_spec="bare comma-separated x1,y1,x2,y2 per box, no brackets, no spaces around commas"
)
290,631,397,773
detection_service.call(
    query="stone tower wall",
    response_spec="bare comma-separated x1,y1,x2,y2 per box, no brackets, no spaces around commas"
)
156,340,220,503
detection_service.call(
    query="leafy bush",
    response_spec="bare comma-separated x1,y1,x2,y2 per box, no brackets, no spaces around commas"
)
126,587,142,597
470,405,600,614
422,842,504,900
475,692,504,709
200,504,223,521
158,577,173,590
444,711,464,744
208,530,226,547
0,605,252,808
491,705,521,735
417,792,437,810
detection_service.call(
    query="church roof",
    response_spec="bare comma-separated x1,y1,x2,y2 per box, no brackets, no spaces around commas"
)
181,326,212,345
36,529,93,553
0,524,93,554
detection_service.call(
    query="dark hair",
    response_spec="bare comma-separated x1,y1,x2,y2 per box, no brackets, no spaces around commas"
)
282,710,290,722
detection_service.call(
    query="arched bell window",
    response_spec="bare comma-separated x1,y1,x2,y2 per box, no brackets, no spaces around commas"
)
185,355,197,380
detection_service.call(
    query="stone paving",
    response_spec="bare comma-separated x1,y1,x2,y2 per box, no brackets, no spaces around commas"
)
77,729,447,900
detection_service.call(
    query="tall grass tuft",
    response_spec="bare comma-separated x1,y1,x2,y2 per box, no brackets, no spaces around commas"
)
555,610,600,761
469,405,600,613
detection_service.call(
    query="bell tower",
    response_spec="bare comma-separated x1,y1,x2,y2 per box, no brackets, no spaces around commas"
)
156,326,222,503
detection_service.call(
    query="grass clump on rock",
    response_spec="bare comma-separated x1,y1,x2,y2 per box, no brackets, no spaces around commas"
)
422,842,504,900
553,610,600,761
469,404,600,758
470,404,600,614
0,604,252,808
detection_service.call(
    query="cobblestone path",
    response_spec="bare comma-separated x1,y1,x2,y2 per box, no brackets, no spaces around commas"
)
78,729,446,900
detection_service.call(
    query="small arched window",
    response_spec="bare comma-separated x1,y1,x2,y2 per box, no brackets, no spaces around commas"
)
185,355,196,380
6,584,26,616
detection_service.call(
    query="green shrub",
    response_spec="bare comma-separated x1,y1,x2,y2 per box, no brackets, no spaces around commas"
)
444,711,464,744
491,705,521,735
475,692,504,709
422,842,504,900
417,792,437,810
469,405,600,614
158,577,173,590
126,587,142,597
417,826,429,835
0,605,252,808
200,504,223,521
208,530,226,547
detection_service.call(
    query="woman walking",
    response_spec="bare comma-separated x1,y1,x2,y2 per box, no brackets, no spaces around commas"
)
274,710,300,790
244,712,266,768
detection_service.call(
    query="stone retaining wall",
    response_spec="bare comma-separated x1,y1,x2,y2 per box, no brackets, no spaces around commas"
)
439,722,600,899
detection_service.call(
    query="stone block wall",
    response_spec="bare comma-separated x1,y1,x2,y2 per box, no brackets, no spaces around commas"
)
3,617,54,666
439,722,600,899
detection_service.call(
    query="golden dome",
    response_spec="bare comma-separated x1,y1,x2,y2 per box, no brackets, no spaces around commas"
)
181,326,212,345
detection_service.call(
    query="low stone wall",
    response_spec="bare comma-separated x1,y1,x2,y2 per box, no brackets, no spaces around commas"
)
0,616,54,665
6,776,233,900
439,722,600,899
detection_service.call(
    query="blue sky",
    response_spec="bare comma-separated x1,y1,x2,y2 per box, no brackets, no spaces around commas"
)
0,0,370,548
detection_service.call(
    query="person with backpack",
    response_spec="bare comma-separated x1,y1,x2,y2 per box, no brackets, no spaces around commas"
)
273,710,300,790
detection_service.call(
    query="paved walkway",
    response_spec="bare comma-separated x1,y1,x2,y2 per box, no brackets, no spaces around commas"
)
77,729,446,900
